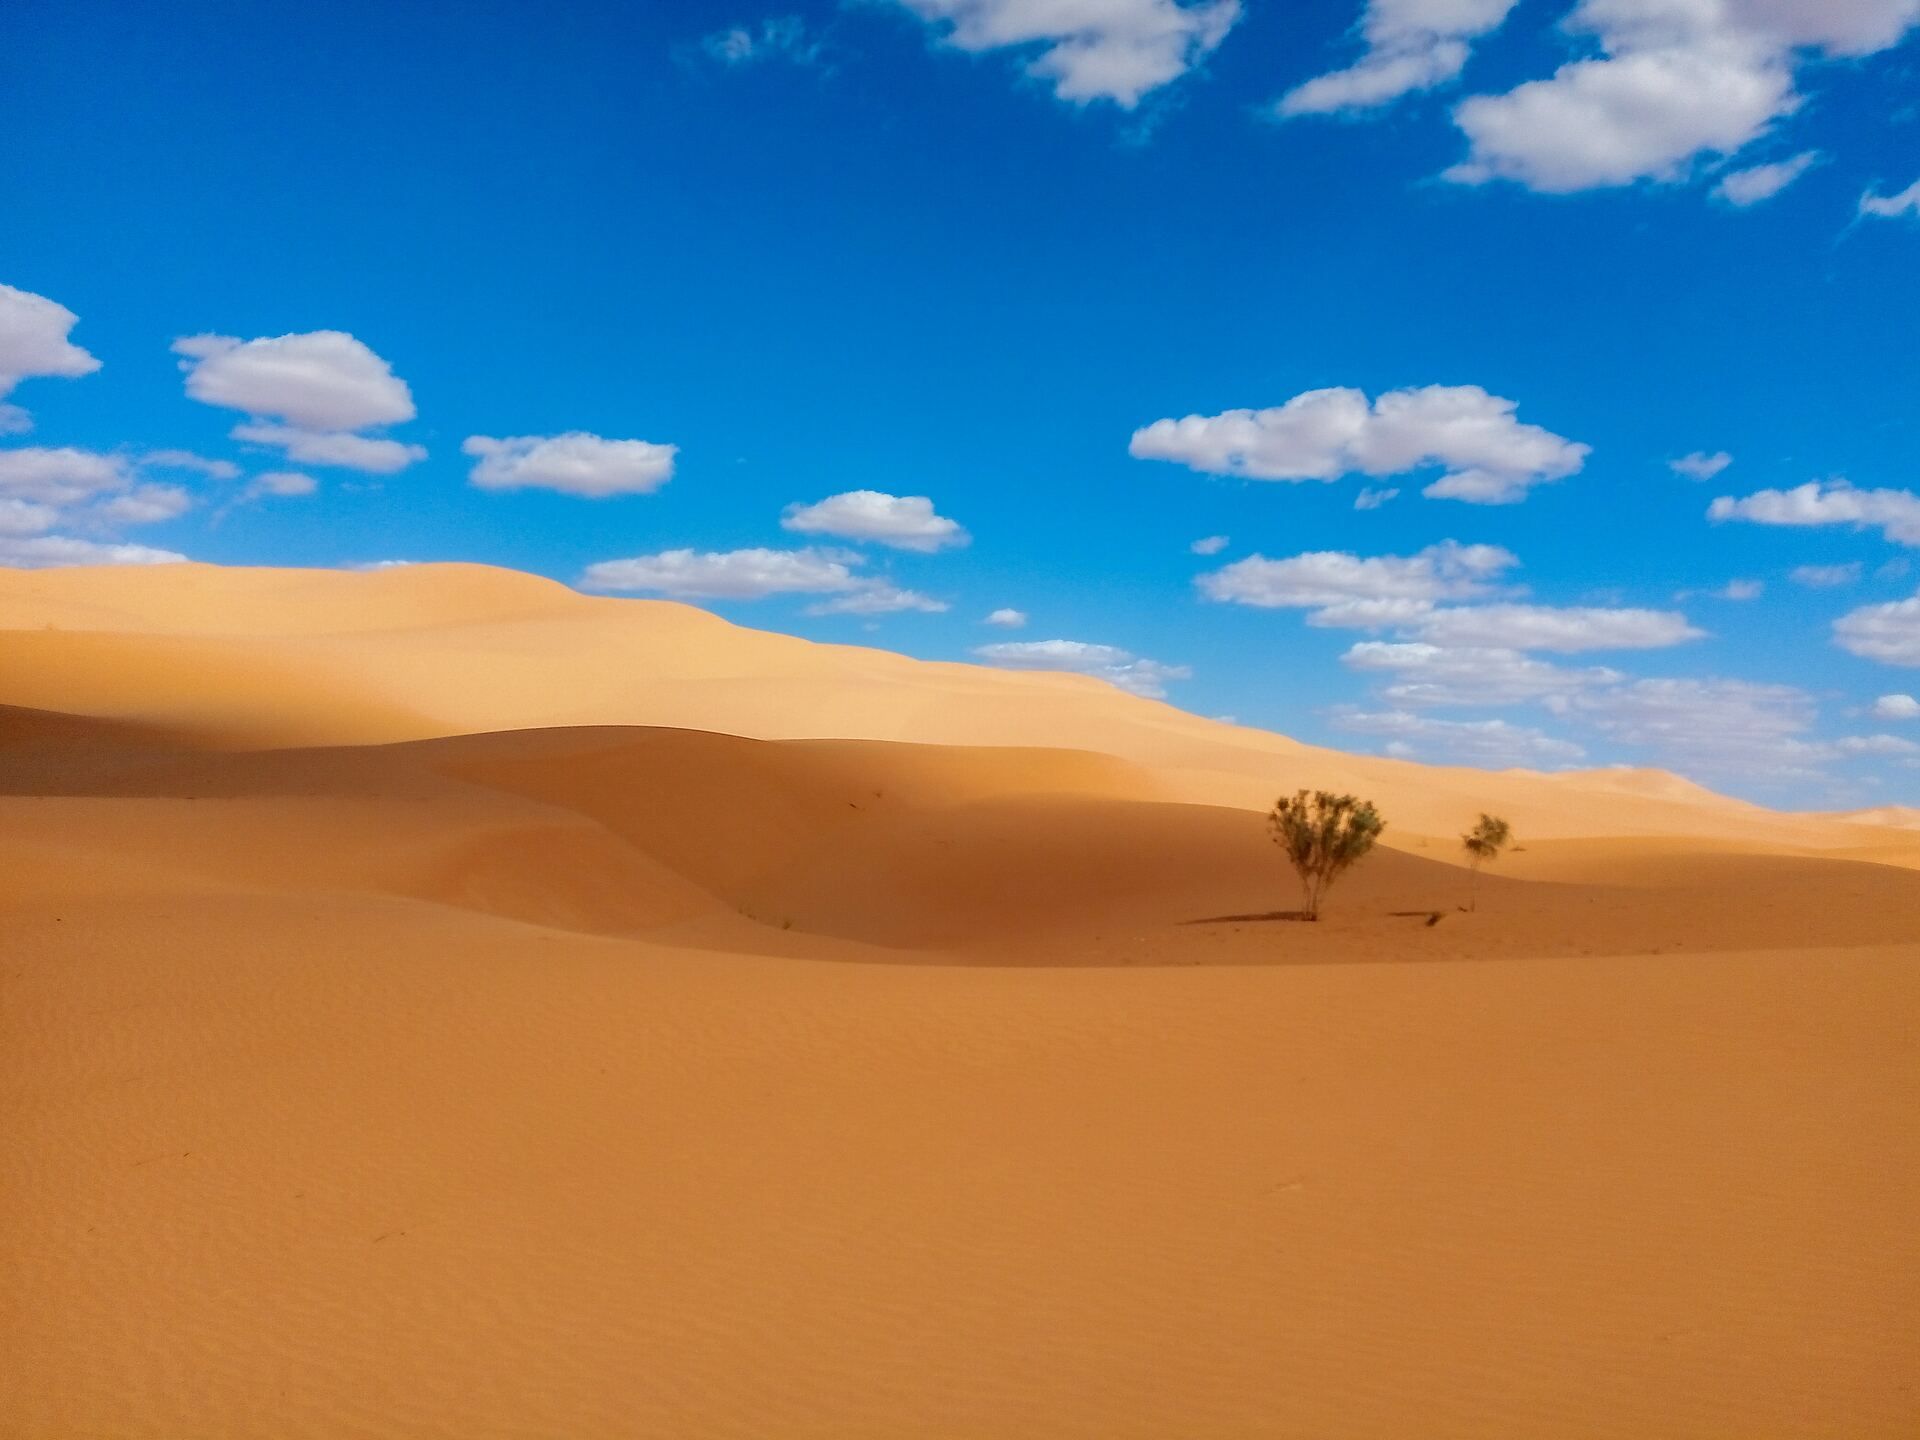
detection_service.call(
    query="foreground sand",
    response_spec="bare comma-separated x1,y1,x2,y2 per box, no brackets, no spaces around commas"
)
4,564,1917,1437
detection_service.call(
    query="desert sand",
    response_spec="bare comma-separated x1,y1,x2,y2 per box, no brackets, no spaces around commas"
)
3,562,1916,1438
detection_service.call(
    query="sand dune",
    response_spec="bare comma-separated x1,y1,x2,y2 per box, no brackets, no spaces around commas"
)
5,562,1918,1437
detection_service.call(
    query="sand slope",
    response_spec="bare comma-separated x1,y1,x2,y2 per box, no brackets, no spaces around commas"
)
4,562,1918,1438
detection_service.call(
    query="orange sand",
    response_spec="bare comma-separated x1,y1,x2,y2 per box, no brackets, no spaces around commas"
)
3,563,1916,1438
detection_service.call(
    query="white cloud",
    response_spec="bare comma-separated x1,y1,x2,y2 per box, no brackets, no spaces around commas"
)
985,607,1028,627
1354,486,1399,509
1709,480,1920,546
972,638,1191,697
1199,541,1699,651
1669,449,1731,480
1445,1,1918,195
1713,149,1819,204
1835,732,1920,756
1714,578,1764,601
581,546,862,600
0,284,101,433
1789,562,1861,588
143,449,241,481
0,535,187,569
1197,540,1518,610
1330,706,1586,767
700,15,819,64
1279,0,1518,116
1448,44,1793,193
806,582,948,615
1189,534,1229,555
1835,594,1920,665
0,445,201,565
1860,177,1920,219
231,421,426,475
0,446,127,505
1132,384,1588,503
93,483,192,526
885,0,1241,107
1547,674,1850,781
174,330,414,430
246,471,319,499
1342,640,1621,706
0,498,59,535
176,330,423,474
463,432,677,498
781,490,968,551
1872,694,1920,720
1412,603,1703,651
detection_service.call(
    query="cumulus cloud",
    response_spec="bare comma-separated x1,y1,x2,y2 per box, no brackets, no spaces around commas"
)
232,422,425,475
1790,562,1862,588
1413,603,1703,651
174,330,413,430
972,638,1191,698
884,0,1241,107
1197,540,1518,611
1546,675,1854,781
1669,449,1731,480
1446,0,1918,194
581,546,859,600
1354,486,1399,510
245,471,319,499
1132,384,1588,504
1709,480,1920,547
1835,594,1920,665
781,490,968,551
579,544,942,617
143,449,241,481
1860,177,1920,219
0,445,200,565
175,329,424,474
807,582,949,615
1713,149,1819,205
0,535,187,569
464,432,677,498
1342,640,1621,706
700,15,819,65
1190,534,1229,555
0,283,101,433
1331,706,1586,767
985,607,1028,627
0,445,127,505
1834,732,1920,757
93,484,192,526
0,498,60,535
1198,541,1700,651
1278,0,1518,117
1873,694,1920,720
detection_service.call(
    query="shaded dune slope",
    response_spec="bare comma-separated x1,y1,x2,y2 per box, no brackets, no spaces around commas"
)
7,703,1919,959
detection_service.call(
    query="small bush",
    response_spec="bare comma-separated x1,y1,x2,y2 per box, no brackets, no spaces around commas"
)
1268,790,1385,920
1460,814,1513,911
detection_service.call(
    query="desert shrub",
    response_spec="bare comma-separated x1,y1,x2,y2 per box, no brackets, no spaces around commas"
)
1460,814,1513,911
1268,790,1385,920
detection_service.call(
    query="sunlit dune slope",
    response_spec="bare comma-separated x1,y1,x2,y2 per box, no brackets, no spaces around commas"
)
0,560,1897,852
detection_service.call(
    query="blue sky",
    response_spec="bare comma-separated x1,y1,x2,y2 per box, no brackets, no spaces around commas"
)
3,0,1918,804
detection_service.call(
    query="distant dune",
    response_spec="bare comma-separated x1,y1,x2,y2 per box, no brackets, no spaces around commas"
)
5,562,1917,1438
